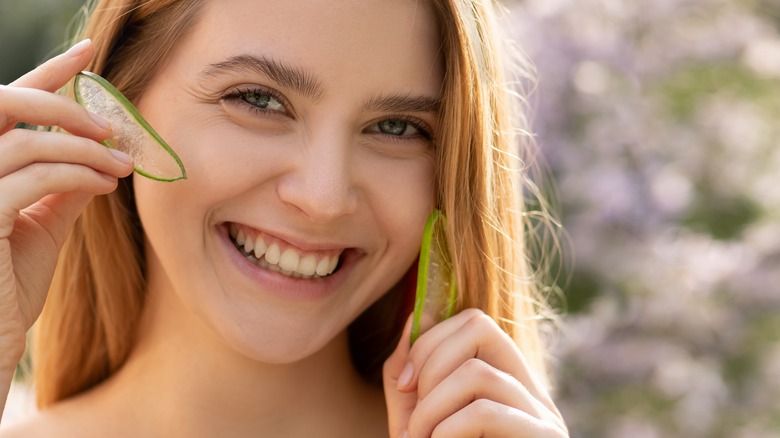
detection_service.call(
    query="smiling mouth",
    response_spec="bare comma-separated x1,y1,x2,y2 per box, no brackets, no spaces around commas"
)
228,223,342,279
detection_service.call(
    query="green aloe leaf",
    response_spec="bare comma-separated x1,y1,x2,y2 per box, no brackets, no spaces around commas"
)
74,71,186,182
410,209,458,346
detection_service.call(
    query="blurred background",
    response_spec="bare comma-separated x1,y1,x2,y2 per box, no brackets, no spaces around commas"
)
508,0,780,436
2,0,779,436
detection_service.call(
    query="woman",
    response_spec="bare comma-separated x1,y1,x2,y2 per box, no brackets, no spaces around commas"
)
0,0,567,436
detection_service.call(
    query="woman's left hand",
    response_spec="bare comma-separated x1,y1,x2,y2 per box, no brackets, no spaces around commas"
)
383,308,568,438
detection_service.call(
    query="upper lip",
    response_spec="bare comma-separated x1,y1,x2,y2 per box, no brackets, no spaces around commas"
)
221,221,358,254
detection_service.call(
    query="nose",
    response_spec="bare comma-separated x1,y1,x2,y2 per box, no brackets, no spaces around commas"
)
276,134,358,223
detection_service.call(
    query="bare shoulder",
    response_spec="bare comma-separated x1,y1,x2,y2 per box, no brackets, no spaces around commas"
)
0,398,106,438
0,410,74,438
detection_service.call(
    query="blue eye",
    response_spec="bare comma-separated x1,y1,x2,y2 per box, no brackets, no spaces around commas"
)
222,87,288,115
378,119,416,136
369,118,432,140
241,90,285,112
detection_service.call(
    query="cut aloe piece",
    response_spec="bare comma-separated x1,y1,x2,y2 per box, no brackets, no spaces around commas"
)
410,209,458,346
74,71,186,182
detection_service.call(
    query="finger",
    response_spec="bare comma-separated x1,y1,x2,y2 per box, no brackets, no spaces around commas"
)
0,163,120,238
18,192,96,248
0,85,111,139
383,315,418,438
0,128,133,178
395,308,484,393
407,309,557,413
407,358,552,437
430,399,567,438
9,39,93,91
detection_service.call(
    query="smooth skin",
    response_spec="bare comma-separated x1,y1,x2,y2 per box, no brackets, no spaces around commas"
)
0,1,567,436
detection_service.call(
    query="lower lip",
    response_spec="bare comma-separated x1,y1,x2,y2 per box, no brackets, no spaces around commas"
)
216,223,353,300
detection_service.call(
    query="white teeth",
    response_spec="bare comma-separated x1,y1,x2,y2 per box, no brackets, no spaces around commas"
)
243,236,254,254
316,257,331,276
279,249,300,272
265,243,281,265
253,236,267,259
230,226,342,279
299,255,317,276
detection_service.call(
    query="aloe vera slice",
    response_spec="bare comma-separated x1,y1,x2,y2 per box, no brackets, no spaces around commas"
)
74,71,186,182
410,209,458,346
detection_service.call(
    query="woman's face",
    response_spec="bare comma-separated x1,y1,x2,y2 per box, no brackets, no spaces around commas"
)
133,0,442,362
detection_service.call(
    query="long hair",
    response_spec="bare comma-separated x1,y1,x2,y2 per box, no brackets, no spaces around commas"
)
33,0,206,408
429,0,559,388
351,1,560,387
34,0,559,408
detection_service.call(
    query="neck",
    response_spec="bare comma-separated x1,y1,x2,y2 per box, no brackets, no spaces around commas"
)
86,279,387,437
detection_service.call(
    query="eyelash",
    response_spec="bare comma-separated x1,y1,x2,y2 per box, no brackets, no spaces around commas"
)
221,86,290,117
368,115,434,142
221,87,434,142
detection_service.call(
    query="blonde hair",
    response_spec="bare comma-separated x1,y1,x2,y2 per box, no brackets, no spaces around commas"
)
430,0,558,387
34,0,559,408
33,0,206,407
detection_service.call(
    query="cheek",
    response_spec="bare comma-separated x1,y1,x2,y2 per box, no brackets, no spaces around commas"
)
135,117,275,213
362,154,436,248
130,120,245,267
164,117,253,187
369,171,434,313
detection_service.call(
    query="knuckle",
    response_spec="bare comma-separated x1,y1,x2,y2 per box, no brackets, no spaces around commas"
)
464,312,497,334
462,358,509,385
2,129,39,160
458,307,485,319
468,398,499,421
462,357,489,376
2,127,29,145
0,108,15,130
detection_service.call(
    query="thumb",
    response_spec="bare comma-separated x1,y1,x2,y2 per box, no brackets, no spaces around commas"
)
383,314,417,438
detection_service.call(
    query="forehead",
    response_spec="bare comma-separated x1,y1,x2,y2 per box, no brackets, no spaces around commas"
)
176,0,443,96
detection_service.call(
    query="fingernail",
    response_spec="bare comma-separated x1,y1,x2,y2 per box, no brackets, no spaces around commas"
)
397,363,414,389
89,112,111,130
399,431,410,438
68,39,91,57
109,148,133,164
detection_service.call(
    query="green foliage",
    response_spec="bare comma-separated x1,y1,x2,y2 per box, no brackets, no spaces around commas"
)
562,269,601,314
659,62,780,120
682,191,762,240
0,0,84,84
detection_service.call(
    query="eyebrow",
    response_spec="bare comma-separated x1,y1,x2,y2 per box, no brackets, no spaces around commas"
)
200,54,441,114
362,93,441,114
200,54,324,101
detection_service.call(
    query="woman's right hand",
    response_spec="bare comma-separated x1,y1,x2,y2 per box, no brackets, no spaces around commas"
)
0,39,134,374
